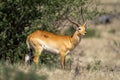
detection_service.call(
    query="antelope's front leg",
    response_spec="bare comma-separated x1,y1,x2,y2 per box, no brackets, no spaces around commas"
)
60,51,66,69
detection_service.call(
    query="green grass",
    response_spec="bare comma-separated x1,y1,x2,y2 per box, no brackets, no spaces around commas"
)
108,29,116,34
85,29,95,38
85,29,100,38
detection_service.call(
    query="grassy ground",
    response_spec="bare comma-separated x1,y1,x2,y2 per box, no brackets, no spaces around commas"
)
0,62,120,80
0,0,120,80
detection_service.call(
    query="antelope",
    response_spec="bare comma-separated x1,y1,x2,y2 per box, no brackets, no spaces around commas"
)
25,18,86,69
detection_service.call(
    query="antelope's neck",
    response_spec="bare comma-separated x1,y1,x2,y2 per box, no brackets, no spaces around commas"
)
71,31,82,47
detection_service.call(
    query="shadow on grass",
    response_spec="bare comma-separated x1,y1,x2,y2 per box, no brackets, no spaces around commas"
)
0,64,48,80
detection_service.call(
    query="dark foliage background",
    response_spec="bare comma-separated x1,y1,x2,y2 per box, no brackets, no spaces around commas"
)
0,0,98,64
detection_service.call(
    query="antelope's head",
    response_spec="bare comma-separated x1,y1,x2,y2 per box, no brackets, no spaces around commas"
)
67,18,87,36
67,7,87,36
75,22,86,36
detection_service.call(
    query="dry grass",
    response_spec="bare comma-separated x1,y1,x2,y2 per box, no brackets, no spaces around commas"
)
0,62,120,80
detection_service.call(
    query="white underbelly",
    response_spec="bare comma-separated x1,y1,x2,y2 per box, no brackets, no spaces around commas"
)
37,39,59,54
42,44,59,54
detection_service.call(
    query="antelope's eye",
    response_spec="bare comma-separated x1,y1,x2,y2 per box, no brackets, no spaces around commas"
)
78,28,81,30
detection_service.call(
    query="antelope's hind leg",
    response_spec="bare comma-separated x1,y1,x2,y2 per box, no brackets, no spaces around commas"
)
33,46,43,66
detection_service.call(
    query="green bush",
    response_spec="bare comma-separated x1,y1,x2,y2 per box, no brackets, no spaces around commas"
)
40,51,59,68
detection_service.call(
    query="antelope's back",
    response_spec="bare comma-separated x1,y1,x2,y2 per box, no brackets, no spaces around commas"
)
26,30,71,49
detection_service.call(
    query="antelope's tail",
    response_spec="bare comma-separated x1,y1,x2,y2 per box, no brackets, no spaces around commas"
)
26,36,31,50
25,36,33,64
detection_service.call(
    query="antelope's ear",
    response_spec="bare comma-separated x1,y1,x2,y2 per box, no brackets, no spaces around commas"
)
73,25,79,30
